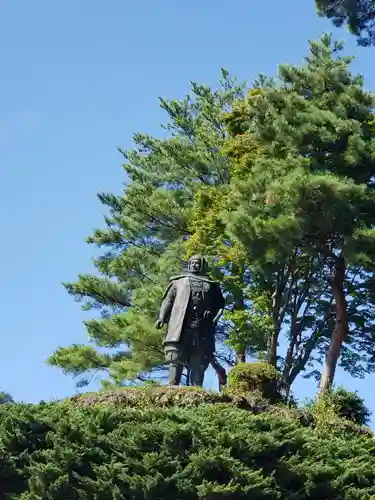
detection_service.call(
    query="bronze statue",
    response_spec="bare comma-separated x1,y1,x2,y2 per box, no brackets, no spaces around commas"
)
155,255,225,386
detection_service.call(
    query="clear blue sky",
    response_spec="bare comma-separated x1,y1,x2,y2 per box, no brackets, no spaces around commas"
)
1,1,374,420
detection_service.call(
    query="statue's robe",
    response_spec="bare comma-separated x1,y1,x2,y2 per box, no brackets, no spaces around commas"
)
158,273,225,356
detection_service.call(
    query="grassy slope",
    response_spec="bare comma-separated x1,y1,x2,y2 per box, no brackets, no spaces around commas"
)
1,387,374,499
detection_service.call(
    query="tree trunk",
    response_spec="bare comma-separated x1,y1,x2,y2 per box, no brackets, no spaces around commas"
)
282,309,299,396
319,254,348,393
235,351,246,364
211,356,227,390
232,264,246,365
268,275,285,367
267,332,278,367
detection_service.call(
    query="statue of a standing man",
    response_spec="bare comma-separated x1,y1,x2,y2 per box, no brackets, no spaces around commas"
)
155,255,225,386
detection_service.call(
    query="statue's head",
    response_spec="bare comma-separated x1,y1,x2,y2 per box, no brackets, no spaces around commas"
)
188,254,208,274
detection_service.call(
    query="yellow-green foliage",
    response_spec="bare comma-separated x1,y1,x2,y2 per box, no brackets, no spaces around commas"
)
221,90,264,179
228,362,281,399
310,392,340,434
184,185,228,257
369,117,375,133
224,307,273,356
223,87,263,136
185,86,262,260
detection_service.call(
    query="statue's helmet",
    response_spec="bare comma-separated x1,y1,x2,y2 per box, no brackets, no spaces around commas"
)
188,254,208,274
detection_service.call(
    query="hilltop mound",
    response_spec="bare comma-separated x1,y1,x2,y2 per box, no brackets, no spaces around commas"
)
1,387,374,499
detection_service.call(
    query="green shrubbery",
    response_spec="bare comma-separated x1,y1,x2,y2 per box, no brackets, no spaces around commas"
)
328,387,372,426
307,387,372,431
0,388,374,499
228,362,282,401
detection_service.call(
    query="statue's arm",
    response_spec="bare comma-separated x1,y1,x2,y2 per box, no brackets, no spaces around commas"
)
157,281,176,325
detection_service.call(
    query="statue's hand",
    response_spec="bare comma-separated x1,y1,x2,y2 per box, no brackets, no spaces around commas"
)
155,319,164,329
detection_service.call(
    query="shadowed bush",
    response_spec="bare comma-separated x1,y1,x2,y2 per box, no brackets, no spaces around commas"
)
307,387,372,430
329,387,371,426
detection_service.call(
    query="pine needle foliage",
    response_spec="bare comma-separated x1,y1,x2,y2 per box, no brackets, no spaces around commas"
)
316,0,375,46
0,394,374,499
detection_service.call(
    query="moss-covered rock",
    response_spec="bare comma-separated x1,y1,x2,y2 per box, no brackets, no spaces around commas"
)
72,385,252,409
228,362,282,400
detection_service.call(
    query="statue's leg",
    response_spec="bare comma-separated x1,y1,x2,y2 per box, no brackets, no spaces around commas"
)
165,347,183,385
189,352,209,387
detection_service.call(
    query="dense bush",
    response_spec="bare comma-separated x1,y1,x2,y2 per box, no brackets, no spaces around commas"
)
0,388,374,499
309,387,372,427
330,387,371,425
228,362,282,400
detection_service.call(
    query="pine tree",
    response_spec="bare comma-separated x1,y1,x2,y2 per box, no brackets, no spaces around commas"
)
316,0,375,46
48,71,246,388
223,34,375,392
0,392,14,404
